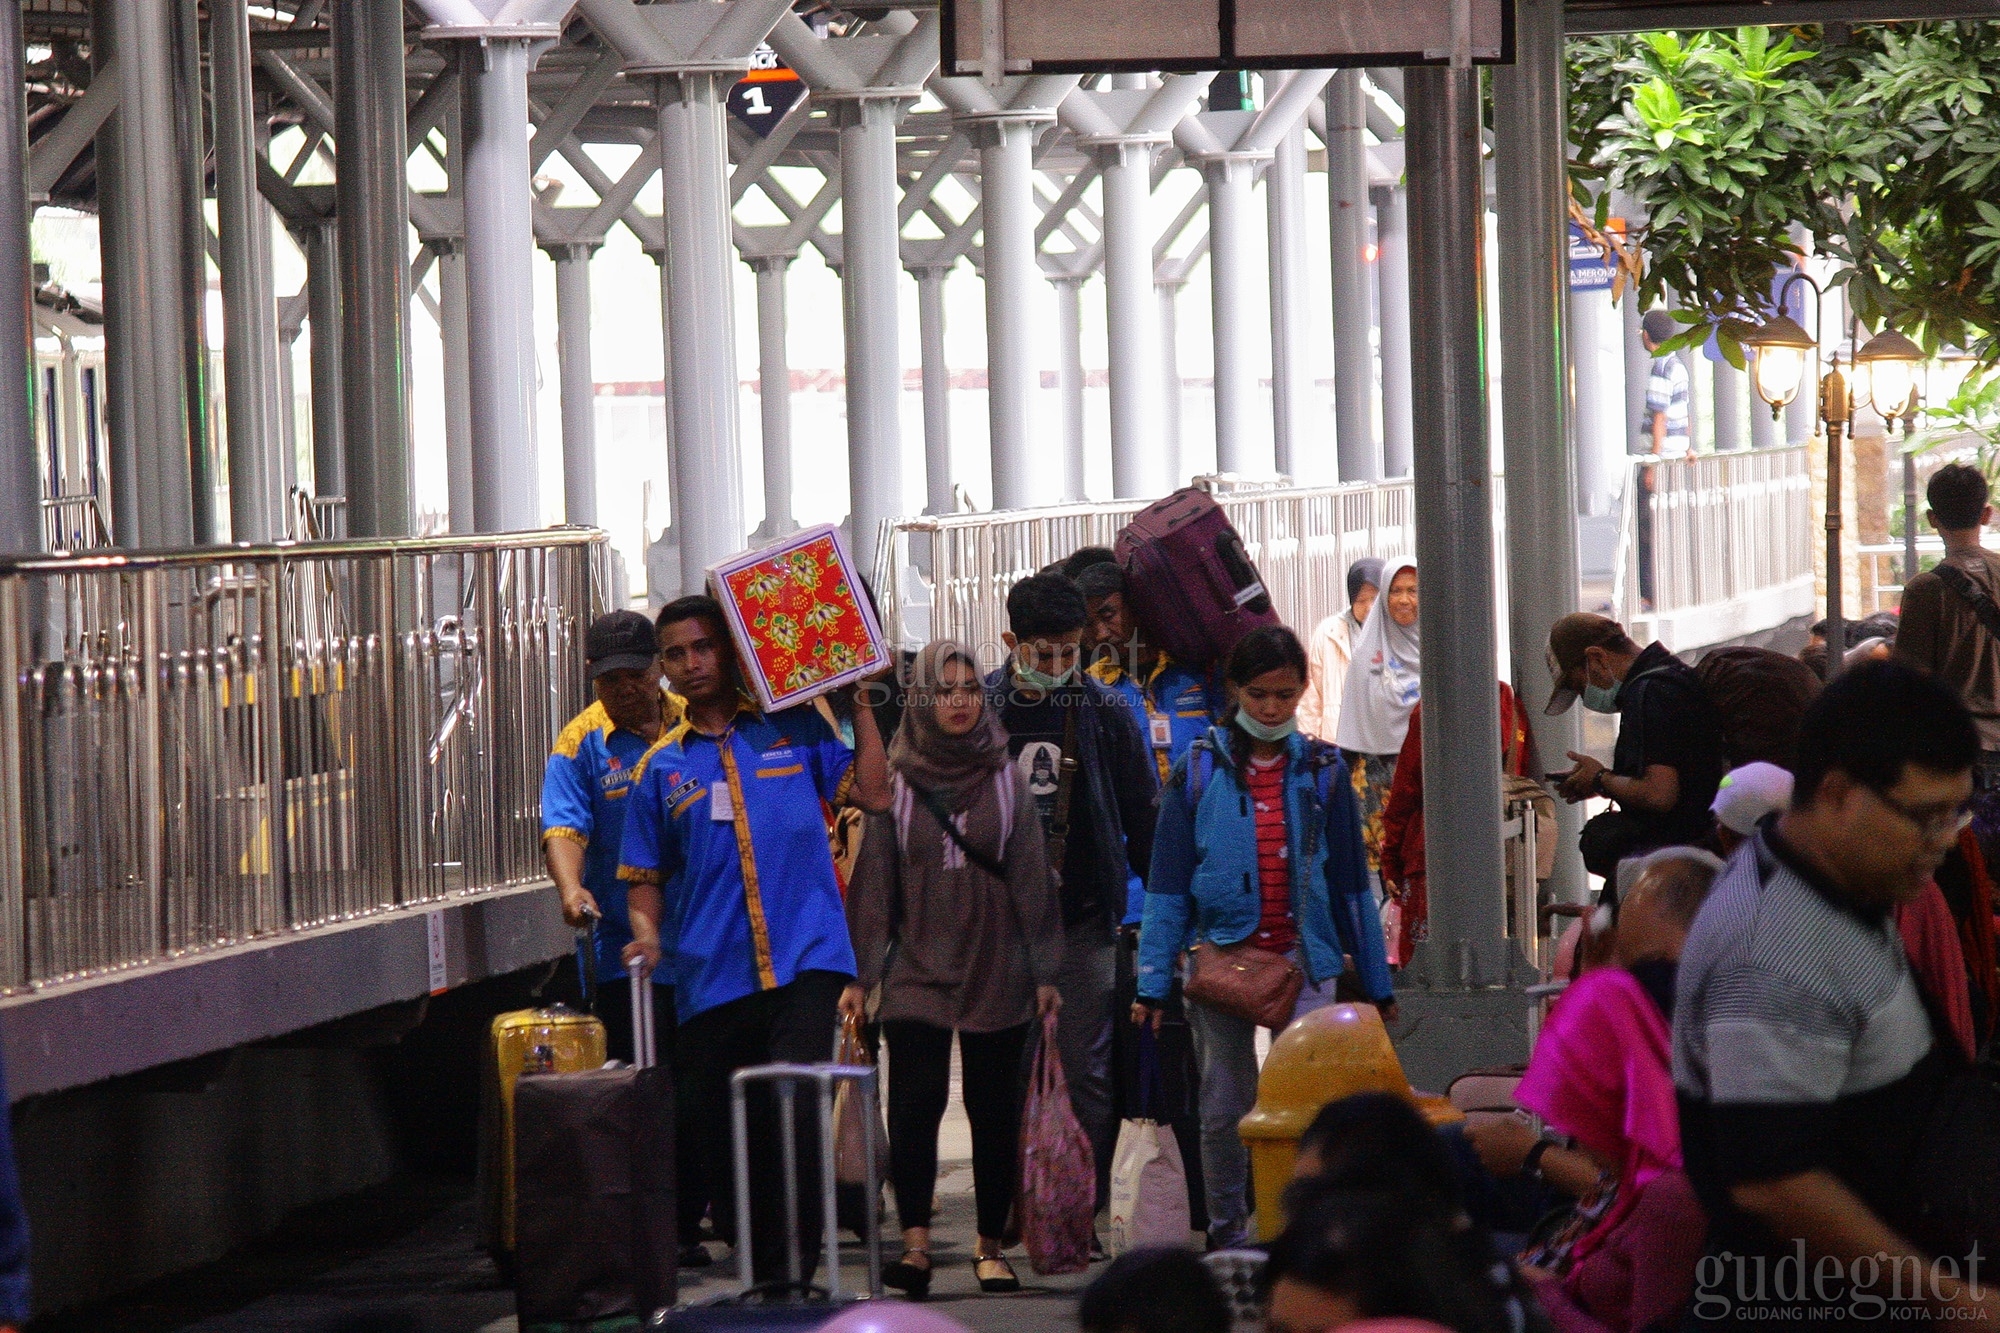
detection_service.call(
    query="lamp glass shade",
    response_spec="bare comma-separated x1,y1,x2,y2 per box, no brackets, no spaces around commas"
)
1855,327,1923,417
1754,345,1808,411
1742,313,1817,411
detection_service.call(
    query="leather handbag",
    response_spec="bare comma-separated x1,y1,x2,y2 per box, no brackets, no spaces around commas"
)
1183,940,1303,1030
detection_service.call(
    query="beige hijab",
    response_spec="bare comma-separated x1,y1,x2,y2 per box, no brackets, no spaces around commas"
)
886,640,1011,810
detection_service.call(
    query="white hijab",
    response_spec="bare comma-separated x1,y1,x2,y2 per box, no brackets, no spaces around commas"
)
1333,556,1422,756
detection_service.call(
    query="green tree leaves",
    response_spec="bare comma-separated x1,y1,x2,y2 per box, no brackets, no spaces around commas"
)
1568,22,2000,364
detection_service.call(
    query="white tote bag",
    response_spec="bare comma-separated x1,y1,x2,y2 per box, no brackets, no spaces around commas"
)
1106,1027,1192,1254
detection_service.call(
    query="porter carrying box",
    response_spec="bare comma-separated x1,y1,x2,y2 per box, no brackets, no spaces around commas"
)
707,525,888,713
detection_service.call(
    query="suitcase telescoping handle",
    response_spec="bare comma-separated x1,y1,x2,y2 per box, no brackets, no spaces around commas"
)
729,1063,883,1300
628,960,657,1071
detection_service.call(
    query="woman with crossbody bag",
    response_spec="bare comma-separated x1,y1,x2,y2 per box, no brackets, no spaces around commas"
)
1131,626,1395,1251
842,641,1064,1298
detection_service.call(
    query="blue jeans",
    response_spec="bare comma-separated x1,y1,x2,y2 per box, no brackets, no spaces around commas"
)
1185,952,1340,1248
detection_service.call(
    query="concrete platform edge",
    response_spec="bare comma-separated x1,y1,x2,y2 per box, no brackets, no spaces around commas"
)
0,880,571,1101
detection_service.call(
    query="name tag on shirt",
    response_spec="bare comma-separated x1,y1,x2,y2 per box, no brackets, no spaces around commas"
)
711,784,735,822
1149,714,1173,750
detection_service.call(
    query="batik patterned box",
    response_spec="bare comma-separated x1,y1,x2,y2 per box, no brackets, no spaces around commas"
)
707,525,888,713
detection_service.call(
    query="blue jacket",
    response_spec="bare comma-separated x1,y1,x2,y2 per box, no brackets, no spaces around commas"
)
1138,727,1393,1005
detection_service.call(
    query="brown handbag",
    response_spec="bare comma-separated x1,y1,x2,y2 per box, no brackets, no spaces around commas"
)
1183,940,1304,1030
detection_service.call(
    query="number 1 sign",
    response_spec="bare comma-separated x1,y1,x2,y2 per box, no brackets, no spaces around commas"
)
727,48,806,137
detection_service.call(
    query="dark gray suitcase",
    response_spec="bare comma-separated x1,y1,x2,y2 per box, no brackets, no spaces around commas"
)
514,966,677,1323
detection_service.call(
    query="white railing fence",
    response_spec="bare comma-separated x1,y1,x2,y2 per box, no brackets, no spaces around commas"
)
874,480,1417,660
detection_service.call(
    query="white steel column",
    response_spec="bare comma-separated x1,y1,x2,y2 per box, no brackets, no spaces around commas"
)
1158,276,1187,486
1101,142,1162,496
934,75,1078,511
1202,154,1264,476
913,262,954,515
835,95,906,569
1061,74,1206,498
1053,273,1087,500
976,114,1047,509
549,241,601,527
1266,123,1309,479
0,0,34,552
1374,183,1414,477
748,253,797,539
657,68,748,585
1714,359,1746,452
299,219,345,501
437,240,476,534
415,12,569,536
1326,71,1378,481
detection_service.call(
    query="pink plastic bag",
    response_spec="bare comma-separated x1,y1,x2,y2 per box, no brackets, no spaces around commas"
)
1018,1011,1096,1275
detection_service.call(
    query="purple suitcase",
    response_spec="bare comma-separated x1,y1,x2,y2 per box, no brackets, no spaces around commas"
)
1115,488,1278,669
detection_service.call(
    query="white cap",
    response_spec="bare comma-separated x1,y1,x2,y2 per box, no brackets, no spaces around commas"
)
1710,762,1795,835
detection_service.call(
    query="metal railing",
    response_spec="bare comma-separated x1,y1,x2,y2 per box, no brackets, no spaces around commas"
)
0,528,609,990
289,488,350,542
873,480,1416,655
41,492,114,553
1613,447,1815,638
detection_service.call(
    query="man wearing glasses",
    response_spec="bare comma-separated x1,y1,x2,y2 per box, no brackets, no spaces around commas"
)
1673,659,1998,1329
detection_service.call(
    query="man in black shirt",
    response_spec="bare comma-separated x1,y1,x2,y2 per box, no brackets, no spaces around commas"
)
987,573,1159,1211
1544,613,1725,885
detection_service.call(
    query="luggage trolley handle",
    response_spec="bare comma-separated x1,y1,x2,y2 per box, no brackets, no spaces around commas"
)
628,960,657,1071
729,1063,884,1300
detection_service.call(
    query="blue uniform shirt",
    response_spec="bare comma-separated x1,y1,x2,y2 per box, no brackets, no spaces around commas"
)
1089,654,1220,925
542,697,683,983
617,700,858,1021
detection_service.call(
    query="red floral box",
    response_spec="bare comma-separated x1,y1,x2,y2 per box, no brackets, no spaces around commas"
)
706,525,889,713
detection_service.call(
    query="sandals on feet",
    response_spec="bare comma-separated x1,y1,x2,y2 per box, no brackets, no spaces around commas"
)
884,1249,932,1300
975,1253,1021,1294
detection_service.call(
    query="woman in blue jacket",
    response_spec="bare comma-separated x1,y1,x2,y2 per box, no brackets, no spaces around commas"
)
1130,625,1396,1250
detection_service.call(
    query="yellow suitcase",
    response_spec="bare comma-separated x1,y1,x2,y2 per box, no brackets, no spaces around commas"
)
478,1004,608,1259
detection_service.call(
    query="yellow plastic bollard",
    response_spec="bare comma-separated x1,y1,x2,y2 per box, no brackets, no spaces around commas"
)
1237,1003,1464,1241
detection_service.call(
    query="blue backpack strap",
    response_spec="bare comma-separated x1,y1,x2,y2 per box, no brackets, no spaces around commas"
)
1299,741,1345,862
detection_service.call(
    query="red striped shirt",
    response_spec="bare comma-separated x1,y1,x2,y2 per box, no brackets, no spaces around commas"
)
1246,757,1296,953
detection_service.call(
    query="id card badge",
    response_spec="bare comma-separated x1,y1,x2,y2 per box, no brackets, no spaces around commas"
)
1149,714,1173,750
710,783,735,821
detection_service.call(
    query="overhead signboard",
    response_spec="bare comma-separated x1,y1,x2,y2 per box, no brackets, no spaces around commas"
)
1568,218,1625,293
728,44,805,137
942,0,1511,74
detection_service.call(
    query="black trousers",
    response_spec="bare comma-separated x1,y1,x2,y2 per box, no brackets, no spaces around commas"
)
883,1019,1027,1241
597,976,710,1244
675,970,848,1284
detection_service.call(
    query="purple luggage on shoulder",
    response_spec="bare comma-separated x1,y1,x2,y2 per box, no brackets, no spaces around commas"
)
1115,488,1278,669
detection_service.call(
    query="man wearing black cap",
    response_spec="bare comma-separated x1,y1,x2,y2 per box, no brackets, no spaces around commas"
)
540,610,708,1266
1545,611,1724,887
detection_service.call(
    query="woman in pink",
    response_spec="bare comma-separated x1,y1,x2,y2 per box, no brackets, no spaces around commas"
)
1514,965,1706,1333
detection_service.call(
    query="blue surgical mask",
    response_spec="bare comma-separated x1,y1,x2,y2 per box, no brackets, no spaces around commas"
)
1236,708,1298,743
1581,680,1622,714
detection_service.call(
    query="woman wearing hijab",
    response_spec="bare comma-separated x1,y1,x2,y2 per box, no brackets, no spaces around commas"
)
1298,558,1384,743
1512,963,1706,1333
842,641,1064,1299
1333,558,1420,875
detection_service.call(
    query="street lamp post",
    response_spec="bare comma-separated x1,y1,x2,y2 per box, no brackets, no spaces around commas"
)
1745,277,1924,673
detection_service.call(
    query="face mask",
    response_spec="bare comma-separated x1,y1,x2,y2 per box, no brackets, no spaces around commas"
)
1014,657,1075,692
1237,708,1298,743
1581,679,1622,714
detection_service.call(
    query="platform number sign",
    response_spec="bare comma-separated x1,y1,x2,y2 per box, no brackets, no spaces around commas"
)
728,45,805,137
